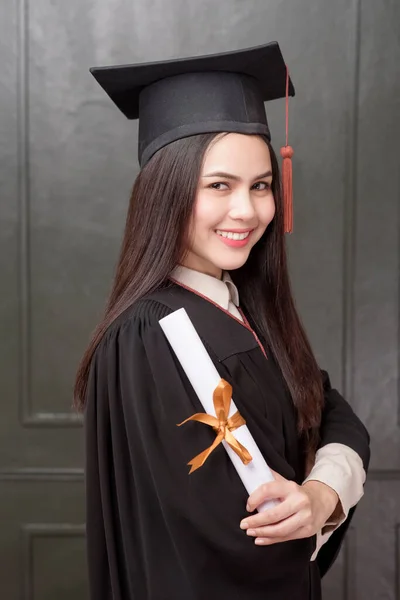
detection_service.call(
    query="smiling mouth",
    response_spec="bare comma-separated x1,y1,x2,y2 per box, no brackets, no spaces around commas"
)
215,230,252,240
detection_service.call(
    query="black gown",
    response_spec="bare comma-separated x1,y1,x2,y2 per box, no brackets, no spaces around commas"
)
85,282,370,600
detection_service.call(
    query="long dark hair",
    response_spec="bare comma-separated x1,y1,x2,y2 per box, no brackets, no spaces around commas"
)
74,132,323,452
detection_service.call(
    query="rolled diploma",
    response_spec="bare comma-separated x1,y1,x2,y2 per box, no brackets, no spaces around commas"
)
159,307,278,512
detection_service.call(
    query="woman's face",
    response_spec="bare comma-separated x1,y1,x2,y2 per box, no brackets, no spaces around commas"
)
183,133,275,279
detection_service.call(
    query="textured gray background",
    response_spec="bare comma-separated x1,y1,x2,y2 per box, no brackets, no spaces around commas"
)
0,0,399,598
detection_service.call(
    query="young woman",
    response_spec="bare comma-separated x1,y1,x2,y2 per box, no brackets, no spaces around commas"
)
75,43,370,599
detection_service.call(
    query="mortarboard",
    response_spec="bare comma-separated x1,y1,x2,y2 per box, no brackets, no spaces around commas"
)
90,41,295,232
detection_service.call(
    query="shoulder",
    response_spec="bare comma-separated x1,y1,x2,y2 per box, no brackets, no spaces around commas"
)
102,281,194,339
87,289,186,410
94,289,176,362
112,296,173,332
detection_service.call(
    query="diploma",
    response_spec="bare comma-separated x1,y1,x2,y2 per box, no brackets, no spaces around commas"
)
159,307,277,512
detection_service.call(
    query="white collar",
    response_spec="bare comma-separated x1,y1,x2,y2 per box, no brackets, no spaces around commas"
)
171,265,240,310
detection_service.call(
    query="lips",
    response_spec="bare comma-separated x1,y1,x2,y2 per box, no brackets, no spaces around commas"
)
215,229,253,248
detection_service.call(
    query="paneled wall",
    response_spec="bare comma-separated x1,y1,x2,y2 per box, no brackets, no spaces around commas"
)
1,0,398,597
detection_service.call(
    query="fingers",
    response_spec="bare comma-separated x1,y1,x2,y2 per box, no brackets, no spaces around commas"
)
240,499,296,530
253,526,308,546
244,512,306,541
242,480,315,546
247,479,297,512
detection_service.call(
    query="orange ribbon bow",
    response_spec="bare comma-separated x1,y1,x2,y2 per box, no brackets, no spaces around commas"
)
177,379,253,474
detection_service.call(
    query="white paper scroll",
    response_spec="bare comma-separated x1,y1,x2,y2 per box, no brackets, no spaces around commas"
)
159,307,278,512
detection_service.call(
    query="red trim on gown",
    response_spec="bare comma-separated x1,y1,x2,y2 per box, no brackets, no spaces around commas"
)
169,278,268,359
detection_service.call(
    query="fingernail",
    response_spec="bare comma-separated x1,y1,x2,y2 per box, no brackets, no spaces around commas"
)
246,503,251,511
255,538,265,545
246,529,256,536
240,521,249,530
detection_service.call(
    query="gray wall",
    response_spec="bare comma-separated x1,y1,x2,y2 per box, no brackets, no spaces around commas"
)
1,0,399,598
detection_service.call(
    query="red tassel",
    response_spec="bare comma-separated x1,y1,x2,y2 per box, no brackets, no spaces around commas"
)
281,145,293,233
281,65,293,234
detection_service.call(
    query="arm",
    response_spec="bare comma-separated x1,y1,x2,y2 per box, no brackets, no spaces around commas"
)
304,370,369,525
304,443,366,532
303,369,369,534
240,371,370,568
309,370,370,574
84,308,203,600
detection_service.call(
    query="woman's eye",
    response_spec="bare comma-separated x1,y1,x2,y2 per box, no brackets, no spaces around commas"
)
252,181,271,191
209,182,229,190
208,181,271,191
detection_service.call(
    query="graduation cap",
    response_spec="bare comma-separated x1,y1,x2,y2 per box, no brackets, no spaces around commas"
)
90,41,295,232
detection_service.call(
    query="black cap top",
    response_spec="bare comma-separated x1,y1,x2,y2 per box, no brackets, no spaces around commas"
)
90,41,294,166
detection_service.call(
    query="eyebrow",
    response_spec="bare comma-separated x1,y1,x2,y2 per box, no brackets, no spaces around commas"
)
202,170,273,181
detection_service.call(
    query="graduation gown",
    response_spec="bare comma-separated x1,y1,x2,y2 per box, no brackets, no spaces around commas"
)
85,283,370,600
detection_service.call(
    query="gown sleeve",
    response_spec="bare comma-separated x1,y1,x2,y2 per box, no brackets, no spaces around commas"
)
314,370,370,577
318,370,370,471
84,301,204,600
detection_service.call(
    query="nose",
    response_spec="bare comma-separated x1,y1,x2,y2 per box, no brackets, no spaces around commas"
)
228,190,256,222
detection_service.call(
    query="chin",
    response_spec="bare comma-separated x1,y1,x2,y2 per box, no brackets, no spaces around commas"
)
214,253,251,272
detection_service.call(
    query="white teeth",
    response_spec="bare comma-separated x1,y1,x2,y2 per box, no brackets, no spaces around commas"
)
216,230,250,240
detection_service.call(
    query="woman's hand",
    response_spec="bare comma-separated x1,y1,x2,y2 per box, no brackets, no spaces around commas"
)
240,471,339,545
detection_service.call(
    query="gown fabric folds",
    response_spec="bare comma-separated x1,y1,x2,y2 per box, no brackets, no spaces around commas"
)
85,283,370,600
